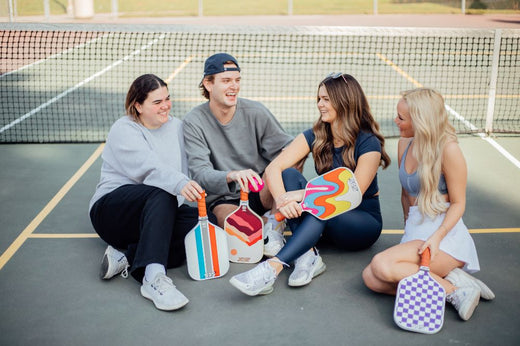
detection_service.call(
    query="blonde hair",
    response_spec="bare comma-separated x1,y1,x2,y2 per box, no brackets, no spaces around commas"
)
312,74,390,174
401,88,457,218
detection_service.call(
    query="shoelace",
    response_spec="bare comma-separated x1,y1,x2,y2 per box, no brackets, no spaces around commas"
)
120,264,129,279
249,262,275,283
446,290,462,309
152,275,174,294
295,251,316,269
113,254,129,279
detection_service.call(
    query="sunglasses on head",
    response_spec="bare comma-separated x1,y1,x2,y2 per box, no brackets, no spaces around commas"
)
327,72,348,84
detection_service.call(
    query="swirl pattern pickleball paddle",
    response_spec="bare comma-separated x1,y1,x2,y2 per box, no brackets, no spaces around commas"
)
275,167,362,221
185,192,229,280
394,248,446,334
224,190,264,263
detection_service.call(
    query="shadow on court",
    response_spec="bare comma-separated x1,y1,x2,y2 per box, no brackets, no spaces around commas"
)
0,135,519,345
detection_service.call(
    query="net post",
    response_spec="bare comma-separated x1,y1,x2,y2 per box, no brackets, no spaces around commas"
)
374,0,378,15
8,0,14,22
111,0,118,19
485,29,502,135
462,0,466,15
44,0,50,22
288,0,293,16
198,0,203,17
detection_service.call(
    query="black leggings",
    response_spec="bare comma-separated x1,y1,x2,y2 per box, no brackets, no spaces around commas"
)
90,184,207,282
275,168,383,264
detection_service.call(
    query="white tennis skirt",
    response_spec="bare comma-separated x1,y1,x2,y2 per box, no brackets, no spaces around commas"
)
400,206,480,273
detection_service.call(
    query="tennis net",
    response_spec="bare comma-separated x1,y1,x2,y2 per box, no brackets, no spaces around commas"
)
1,23,519,143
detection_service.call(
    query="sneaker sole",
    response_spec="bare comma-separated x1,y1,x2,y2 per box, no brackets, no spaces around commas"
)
140,286,189,311
229,277,274,296
288,260,327,287
453,268,495,300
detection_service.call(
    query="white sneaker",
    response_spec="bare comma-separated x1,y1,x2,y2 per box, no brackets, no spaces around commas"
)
229,261,277,296
288,249,326,287
446,268,495,300
446,286,480,321
141,273,189,311
263,221,286,257
100,245,129,280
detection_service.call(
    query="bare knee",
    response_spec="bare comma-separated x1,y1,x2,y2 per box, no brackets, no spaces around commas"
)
367,252,395,282
362,253,397,294
362,264,378,291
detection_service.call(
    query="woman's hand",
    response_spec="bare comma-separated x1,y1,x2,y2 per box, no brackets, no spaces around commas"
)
275,190,304,219
275,190,304,209
278,201,302,219
181,180,204,202
418,233,442,262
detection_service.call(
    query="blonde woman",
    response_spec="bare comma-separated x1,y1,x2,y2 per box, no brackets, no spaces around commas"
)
362,88,494,321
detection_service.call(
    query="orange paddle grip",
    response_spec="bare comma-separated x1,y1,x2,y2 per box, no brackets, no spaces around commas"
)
197,191,207,217
420,247,431,267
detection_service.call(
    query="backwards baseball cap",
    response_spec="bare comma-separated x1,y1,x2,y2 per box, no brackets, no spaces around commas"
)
203,53,240,77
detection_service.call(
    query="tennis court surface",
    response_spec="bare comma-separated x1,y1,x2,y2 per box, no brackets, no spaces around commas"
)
1,19,519,345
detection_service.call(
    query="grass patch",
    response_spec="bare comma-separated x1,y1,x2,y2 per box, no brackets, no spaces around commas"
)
6,0,520,17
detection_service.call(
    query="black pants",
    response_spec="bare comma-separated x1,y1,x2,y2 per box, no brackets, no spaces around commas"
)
90,184,202,282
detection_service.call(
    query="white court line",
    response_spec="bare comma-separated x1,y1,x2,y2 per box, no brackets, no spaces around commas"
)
377,53,520,170
0,34,166,134
445,105,520,169
0,34,109,79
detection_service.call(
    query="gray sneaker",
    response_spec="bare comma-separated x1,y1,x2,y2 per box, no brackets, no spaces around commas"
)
446,286,480,321
263,221,286,258
446,268,495,300
100,245,129,280
288,249,326,287
141,273,189,311
229,261,277,296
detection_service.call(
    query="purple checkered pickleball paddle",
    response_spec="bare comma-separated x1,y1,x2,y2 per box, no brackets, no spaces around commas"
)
394,248,446,334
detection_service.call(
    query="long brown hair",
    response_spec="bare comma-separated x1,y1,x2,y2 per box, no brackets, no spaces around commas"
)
312,73,390,174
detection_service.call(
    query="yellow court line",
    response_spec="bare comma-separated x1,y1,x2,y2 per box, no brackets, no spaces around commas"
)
28,233,100,238
0,143,105,270
165,55,194,84
469,228,520,234
376,53,423,88
19,228,520,240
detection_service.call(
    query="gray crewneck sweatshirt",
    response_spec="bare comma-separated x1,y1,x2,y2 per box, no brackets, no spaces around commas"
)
183,98,293,206
89,115,190,212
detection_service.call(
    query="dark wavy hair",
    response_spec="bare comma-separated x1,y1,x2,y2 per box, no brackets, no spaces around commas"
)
312,73,391,174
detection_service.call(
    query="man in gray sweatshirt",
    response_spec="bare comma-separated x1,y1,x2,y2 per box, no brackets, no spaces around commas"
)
183,53,293,257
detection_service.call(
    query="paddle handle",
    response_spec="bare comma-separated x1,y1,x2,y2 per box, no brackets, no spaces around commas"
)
240,190,248,201
420,247,431,267
274,212,285,222
197,191,207,218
